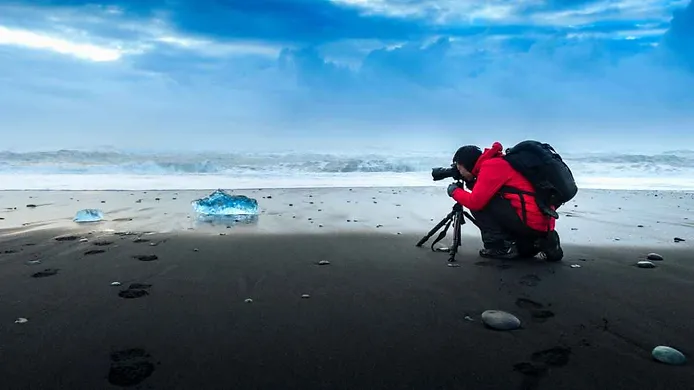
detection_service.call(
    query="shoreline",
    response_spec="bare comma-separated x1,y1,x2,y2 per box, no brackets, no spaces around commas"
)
1,187,691,250
0,186,692,192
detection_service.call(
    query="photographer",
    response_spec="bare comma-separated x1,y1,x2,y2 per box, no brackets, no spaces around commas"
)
445,142,563,261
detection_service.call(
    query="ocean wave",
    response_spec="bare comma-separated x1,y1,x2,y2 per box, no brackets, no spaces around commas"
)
0,150,436,175
0,149,693,177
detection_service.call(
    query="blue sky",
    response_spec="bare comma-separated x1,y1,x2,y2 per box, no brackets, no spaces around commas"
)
0,0,693,153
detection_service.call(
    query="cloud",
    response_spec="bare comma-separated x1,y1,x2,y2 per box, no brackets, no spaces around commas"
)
0,0,693,153
0,25,123,61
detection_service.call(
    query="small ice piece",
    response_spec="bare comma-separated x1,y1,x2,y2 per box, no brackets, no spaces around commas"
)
111,282,122,286
15,317,28,324
318,260,330,265
74,209,104,223
301,294,311,299
79,238,88,243
244,298,253,303
192,189,259,216
570,264,581,268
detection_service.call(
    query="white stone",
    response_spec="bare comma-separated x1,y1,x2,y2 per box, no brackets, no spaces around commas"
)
652,346,687,365
481,310,521,330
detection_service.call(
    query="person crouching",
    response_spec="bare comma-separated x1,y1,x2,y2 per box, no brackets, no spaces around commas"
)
446,142,563,261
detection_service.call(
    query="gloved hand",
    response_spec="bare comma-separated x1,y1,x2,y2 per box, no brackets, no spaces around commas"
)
464,178,476,190
447,182,459,197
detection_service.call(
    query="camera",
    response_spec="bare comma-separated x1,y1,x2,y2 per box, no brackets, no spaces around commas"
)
431,163,463,181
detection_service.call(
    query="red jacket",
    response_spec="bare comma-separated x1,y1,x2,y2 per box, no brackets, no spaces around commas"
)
451,142,555,232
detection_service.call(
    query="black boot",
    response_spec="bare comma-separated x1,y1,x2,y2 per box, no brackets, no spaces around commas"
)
539,230,563,262
479,242,519,260
516,239,540,259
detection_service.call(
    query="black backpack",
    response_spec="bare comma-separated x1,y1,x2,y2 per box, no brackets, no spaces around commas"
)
501,140,578,219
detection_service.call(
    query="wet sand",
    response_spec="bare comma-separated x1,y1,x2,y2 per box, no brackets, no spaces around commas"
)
0,187,692,248
1,228,693,389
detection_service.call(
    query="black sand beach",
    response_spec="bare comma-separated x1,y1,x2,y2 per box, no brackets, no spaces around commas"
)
1,228,693,389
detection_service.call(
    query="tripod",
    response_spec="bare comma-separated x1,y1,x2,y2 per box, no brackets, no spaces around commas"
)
416,196,477,263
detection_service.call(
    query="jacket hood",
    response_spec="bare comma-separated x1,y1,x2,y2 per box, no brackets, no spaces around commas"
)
471,142,503,176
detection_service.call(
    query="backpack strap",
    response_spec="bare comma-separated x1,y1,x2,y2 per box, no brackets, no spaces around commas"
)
499,186,534,225
499,186,558,229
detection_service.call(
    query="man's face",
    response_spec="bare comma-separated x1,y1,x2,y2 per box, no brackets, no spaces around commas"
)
456,163,475,181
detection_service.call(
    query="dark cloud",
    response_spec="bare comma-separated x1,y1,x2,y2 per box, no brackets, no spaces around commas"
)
10,0,427,43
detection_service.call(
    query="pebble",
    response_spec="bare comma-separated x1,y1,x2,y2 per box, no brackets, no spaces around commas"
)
674,237,685,243
110,282,122,286
646,253,663,261
447,263,460,267
301,294,310,299
15,317,28,324
79,238,88,243
244,298,253,303
193,248,199,252
570,264,581,268
481,310,521,330
652,346,687,365
637,261,656,268
318,260,330,265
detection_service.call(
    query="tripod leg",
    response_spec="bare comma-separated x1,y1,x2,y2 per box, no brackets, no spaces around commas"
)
448,211,463,262
416,210,456,247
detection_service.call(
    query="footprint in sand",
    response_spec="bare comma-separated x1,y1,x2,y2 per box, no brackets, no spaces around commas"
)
118,283,152,299
133,254,158,262
513,346,571,389
515,298,555,322
519,274,541,287
108,348,155,386
31,268,59,278
85,249,106,255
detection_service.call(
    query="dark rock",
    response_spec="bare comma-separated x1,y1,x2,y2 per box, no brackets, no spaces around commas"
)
55,235,79,241
646,253,664,261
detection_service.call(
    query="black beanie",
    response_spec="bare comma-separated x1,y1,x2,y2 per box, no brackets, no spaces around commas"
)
453,145,482,171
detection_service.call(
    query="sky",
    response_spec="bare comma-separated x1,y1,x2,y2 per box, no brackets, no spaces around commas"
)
0,0,693,154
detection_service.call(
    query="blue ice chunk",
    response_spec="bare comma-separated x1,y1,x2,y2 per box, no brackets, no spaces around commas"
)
74,209,104,223
191,189,259,216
